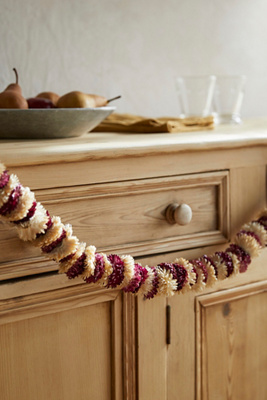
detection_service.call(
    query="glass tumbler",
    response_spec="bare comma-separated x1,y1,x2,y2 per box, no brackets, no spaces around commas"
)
212,75,247,124
175,75,216,118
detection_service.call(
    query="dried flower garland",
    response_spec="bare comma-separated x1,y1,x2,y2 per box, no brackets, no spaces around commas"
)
0,162,266,299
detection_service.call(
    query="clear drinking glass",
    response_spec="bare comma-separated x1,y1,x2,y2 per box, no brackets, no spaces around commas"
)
212,75,247,124
175,75,216,118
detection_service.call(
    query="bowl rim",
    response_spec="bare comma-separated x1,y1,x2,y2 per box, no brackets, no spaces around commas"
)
0,106,116,112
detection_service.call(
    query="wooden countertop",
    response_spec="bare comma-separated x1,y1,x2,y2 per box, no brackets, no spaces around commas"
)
1,118,267,167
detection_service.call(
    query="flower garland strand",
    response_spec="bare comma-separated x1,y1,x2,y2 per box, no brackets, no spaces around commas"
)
0,162,266,299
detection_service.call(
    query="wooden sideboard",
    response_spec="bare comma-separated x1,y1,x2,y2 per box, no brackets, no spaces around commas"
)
0,118,266,400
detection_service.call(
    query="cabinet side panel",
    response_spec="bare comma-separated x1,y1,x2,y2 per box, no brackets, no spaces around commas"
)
230,165,266,236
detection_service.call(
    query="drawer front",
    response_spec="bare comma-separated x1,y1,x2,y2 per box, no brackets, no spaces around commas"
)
0,171,229,279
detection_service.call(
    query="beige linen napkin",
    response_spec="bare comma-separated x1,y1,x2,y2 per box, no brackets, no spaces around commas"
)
92,113,214,133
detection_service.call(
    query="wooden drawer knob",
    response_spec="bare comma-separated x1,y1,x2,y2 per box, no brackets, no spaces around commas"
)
165,203,192,225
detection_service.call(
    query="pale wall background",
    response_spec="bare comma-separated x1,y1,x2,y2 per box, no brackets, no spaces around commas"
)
0,0,267,118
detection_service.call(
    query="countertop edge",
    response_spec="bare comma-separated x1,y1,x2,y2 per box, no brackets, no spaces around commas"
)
1,119,267,167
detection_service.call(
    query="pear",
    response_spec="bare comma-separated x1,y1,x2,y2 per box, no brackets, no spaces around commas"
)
36,91,60,106
57,91,121,108
57,91,96,108
0,68,28,109
91,94,121,107
90,94,108,107
4,68,22,94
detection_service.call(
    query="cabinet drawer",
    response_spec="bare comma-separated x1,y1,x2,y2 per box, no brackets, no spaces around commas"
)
0,171,229,280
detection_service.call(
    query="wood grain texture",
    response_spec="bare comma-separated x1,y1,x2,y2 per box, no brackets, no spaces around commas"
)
167,292,196,400
0,299,118,400
0,119,266,400
6,146,267,195
139,249,267,400
137,294,167,399
1,118,267,168
230,165,266,236
196,281,267,400
122,293,138,400
0,276,125,400
0,171,229,279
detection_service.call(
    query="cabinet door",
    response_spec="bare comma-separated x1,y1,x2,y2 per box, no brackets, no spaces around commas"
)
196,281,267,400
138,249,267,400
0,275,123,400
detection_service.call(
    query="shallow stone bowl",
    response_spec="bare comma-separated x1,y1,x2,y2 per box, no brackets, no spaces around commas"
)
0,107,115,139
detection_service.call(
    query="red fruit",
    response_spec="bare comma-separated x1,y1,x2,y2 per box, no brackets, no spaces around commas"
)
27,97,56,109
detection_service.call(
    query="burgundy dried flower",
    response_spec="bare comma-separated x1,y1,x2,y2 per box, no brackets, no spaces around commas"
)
41,229,66,253
190,259,208,283
59,252,75,264
226,243,251,273
256,216,267,231
133,265,149,294
144,267,159,299
66,252,86,279
123,263,143,293
84,253,105,284
36,211,53,238
106,254,125,288
214,251,234,277
191,266,198,285
202,254,218,277
237,230,262,246
13,201,37,224
173,263,188,291
158,262,178,280
139,265,149,285
0,170,10,189
0,185,21,216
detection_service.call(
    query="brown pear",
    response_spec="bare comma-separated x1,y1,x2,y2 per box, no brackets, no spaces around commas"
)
91,94,121,107
0,68,28,109
36,91,60,106
57,91,121,109
4,68,22,94
90,94,108,107
57,91,96,108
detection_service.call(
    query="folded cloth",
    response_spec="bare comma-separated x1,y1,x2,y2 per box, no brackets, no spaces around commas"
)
92,113,214,133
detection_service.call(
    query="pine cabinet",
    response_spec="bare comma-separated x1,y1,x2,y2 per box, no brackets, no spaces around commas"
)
0,119,266,399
